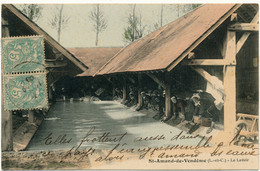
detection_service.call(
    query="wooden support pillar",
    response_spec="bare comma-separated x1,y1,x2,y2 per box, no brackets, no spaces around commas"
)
223,30,236,133
28,110,35,123
1,108,13,151
48,86,53,103
122,77,127,102
109,77,115,99
1,11,10,38
103,76,115,99
164,72,172,117
112,84,115,99
137,73,142,108
1,14,13,151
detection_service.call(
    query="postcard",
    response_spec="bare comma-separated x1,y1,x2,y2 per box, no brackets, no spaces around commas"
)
1,2,259,170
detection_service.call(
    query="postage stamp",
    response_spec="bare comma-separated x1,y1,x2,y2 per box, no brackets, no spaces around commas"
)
3,73,48,111
1,36,48,111
1,36,45,74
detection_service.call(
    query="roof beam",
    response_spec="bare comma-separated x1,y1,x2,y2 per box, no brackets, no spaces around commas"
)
127,77,136,84
237,11,250,22
240,5,256,18
47,73,64,86
45,59,58,62
187,52,195,59
229,23,258,31
192,67,224,94
166,4,241,72
236,11,259,54
146,73,166,89
250,4,258,11
183,59,236,66
230,13,238,21
46,61,67,68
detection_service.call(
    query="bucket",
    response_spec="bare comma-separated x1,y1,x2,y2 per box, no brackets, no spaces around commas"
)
201,117,212,127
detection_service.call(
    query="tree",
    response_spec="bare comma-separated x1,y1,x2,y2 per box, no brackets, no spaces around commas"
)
49,5,70,43
19,4,42,22
123,5,146,43
183,4,202,13
153,4,164,30
89,4,107,46
191,4,201,9
175,4,190,17
150,4,201,33
176,4,181,17
170,4,201,19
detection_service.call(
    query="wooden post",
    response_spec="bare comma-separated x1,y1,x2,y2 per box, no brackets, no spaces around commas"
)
1,14,13,151
112,84,115,99
28,110,35,123
122,77,127,102
164,72,172,118
135,73,143,110
137,74,142,107
48,86,53,103
111,77,115,100
223,30,236,133
1,106,13,151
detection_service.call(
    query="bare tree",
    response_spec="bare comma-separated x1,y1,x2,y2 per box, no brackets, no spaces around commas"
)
160,4,163,27
176,4,182,17
49,5,70,43
89,4,107,46
19,4,42,22
174,4,201,18
151,4,201,33
191,4,201,9
123,5,145,43
153,4,164,30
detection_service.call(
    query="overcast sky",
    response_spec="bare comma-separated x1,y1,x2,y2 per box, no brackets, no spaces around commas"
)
16,4,197,48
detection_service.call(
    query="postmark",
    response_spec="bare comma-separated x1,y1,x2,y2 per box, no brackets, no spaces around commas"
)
1,35,48,110
3,72,48,111
1,36,45,74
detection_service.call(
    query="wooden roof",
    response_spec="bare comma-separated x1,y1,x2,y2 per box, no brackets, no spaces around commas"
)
96,4,242,75
67,47,122,76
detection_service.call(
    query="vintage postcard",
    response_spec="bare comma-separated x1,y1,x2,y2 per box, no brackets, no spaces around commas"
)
1,2,259,170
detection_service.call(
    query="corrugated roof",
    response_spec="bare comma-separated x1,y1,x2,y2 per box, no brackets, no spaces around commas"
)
67,47,122,76
96,4,240,75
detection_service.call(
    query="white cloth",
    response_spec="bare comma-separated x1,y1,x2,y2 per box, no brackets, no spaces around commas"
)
206,76,224,110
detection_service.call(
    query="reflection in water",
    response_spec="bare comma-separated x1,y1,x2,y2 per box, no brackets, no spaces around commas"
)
27,101,203,151
44,117,61,120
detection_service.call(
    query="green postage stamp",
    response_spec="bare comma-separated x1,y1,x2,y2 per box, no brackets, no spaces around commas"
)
3,73,48,110
2,36,45,74
2,36,48,110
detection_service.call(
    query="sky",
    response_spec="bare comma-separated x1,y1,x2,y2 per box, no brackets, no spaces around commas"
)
15,4,197,48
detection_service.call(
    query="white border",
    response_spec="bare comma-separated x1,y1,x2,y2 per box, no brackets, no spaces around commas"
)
0,0,260,4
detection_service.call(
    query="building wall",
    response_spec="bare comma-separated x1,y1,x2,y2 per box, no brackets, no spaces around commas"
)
236,33,259,115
